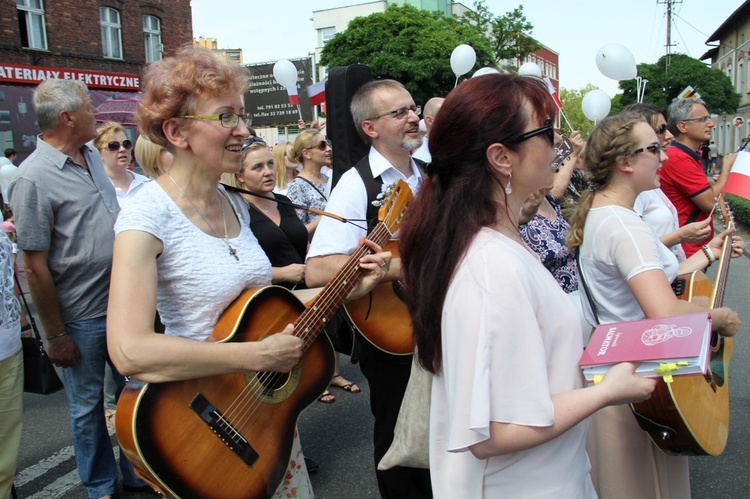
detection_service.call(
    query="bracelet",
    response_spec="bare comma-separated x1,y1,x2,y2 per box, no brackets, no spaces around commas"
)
46,331,68,341
701,245,716,264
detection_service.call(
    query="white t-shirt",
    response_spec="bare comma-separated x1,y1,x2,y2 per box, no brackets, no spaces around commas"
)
307,147,423,259
0,231,21,360
431,228,594,498
578,206,679,326
634,188,686,262
115,182,271,340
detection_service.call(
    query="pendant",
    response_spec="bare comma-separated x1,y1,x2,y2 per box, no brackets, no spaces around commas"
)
229,246,239,261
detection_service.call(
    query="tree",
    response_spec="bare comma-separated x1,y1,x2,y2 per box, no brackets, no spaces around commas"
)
319,4,495,105
618,54,740,114
458,1,540,72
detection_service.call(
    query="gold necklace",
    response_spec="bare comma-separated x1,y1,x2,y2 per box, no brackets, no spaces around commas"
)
168,173,239,261
598,191,633,211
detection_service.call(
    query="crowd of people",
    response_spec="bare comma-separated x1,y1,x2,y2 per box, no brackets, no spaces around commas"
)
0,44,745,499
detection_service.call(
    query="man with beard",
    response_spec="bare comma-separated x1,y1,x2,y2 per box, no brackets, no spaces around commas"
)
659,97,736,258
306,79,431,498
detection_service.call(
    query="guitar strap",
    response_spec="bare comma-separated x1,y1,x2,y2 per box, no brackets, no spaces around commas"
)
575,248,601,326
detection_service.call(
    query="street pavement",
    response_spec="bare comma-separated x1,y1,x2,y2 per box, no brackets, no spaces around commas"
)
13,249,750,498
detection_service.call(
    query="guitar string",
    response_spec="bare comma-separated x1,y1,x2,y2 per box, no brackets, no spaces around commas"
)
221,223,393,430
224,234,386,431
226,227,389,428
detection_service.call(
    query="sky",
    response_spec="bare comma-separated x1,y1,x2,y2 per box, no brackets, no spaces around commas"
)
191,0,743,97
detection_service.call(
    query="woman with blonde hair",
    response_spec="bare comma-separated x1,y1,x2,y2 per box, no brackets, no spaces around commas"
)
107,46,391,497
567,112,743,498
134,134,173,179
272,141,298,195
94,122,149,205
286,130,331,237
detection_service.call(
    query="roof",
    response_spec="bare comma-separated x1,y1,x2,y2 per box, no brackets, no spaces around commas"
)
705,1,750,43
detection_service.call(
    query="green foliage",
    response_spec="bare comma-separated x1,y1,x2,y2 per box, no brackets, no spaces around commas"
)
559,84,603,137
725,194,750,228
319,4,495,105
458,1,540,69
618,54,740,114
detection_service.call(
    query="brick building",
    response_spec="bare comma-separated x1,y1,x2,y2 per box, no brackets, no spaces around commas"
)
0,0,192,161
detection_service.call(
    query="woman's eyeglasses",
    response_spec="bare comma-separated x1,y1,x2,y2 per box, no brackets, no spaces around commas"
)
180,112,253,128
307,140,329,151
653,124,668,135
500,119,555,146
631,143,661,157
107,140,133,152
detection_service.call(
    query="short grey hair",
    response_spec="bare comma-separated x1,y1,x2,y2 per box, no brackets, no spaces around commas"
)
350,79,407,144
667,97,707,138
33,79,90,132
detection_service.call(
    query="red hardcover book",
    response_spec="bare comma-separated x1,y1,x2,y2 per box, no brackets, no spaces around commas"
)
579,312,712,382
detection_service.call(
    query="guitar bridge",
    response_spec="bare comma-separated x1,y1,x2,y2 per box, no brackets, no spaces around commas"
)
190,393,259,467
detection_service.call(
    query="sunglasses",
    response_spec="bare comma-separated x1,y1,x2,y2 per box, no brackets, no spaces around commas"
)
631,143,661,157
653,124,668,135
107,140,133,152
307,140,329,151
242,136,267,151
500,119,555,146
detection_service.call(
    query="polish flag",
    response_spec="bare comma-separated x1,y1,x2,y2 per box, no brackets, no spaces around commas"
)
307,80,326,106
724,151,750,201
286,86,299,105
543,76,563,109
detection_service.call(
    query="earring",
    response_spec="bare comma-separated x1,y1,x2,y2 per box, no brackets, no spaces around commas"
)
505,173,512,195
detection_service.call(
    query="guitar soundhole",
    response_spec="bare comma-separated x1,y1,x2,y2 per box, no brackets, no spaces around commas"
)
255,371,290,397
392,280,406,303
244,363,302,404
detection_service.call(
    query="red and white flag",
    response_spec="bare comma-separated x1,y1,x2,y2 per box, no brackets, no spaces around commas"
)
286,86,299,106
307,80,326,106
543,76,563,109
724,151,750,200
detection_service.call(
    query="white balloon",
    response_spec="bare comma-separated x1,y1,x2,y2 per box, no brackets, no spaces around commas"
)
595,44,637,81
450,44,476,77
472,67,500,78
273,59,298,88
581,89,611,121
518,62,542,78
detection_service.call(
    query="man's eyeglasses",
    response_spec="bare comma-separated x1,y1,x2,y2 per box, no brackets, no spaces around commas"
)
180,112,253,128
631,143,662,157
242,136,266,151
367,105,421,121
500,119,555,146
306,140,329,151
107,140,133,152
653,124,668,135
681,115,711,124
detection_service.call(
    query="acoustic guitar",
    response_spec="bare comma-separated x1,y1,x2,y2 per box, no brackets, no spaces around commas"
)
631,195,735,456
116,180,412,498
344,136,577,355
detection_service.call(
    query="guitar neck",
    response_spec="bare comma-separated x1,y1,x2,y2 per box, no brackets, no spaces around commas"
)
711,225,733,308
294,223,392,350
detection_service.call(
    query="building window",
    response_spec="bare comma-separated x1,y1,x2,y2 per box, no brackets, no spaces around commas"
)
17,0,48,50
100,7,123,59
321,27,336,44
738,61,744,93
143,15,162,63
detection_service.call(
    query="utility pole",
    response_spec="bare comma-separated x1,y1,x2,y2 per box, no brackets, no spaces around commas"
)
658,0,682,73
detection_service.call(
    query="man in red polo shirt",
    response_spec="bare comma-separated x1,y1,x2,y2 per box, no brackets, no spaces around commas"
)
659,97,736,257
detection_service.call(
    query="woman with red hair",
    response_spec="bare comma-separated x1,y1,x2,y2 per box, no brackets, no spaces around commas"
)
399,75,656,497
